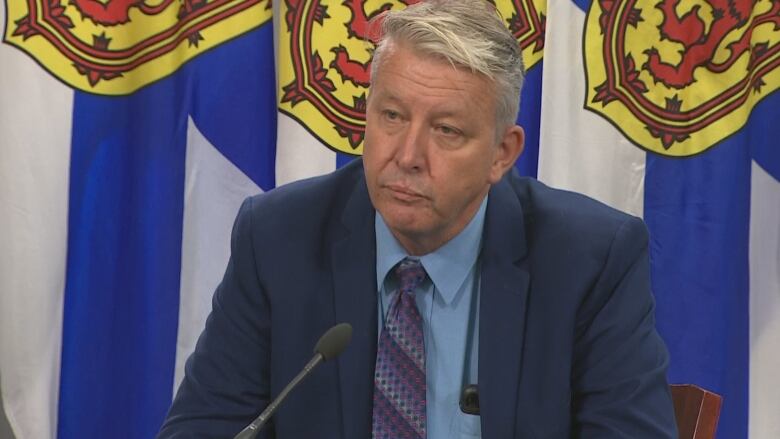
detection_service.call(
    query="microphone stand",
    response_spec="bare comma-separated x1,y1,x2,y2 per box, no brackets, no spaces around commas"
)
233,353,324,439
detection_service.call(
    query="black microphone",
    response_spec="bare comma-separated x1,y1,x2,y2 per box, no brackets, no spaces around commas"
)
459,384,480,415
233,323,353,439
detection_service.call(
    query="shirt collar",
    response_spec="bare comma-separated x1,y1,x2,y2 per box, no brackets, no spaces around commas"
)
375,195,487,305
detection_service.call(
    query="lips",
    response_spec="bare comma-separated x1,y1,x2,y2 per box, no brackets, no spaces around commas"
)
385,184,426,202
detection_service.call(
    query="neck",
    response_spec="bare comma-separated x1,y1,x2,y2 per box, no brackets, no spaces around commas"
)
392,196,488,256
393,232,448,256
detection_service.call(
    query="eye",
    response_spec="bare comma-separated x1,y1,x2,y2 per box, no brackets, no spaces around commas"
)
436,124,461,137
383,110,400,121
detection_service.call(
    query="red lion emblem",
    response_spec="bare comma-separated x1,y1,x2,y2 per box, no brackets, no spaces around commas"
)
645,0,756,88
587,0,780,153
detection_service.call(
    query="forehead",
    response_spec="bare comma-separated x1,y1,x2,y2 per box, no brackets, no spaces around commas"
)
370,44,496,114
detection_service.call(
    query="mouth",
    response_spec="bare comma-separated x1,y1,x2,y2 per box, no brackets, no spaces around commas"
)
384,184,426,203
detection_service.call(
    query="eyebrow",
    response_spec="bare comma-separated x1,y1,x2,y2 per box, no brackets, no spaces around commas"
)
373,92,403,105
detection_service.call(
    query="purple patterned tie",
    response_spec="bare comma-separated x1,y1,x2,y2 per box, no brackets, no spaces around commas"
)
372,258,427,439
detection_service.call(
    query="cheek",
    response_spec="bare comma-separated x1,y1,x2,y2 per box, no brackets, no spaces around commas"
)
363,137,397,177
428,156,492,206
362,133,381,173
433,153,490,186
363,156,385,191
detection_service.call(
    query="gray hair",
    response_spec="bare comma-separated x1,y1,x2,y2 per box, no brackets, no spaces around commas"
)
370,0,525,131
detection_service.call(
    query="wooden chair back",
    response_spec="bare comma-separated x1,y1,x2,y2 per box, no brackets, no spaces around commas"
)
670,384,722,439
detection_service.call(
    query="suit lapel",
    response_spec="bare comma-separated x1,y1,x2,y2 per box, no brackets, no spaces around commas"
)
331,173,378,439
479,177,530,439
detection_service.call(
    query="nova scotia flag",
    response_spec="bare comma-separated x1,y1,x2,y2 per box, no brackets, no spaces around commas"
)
531,1,780,438
1,3,276,437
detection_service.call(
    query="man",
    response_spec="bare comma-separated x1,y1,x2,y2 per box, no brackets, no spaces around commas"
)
158,0,677,437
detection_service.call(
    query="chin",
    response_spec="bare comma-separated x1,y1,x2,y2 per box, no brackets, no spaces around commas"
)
381,210,428,235
383,213,422,232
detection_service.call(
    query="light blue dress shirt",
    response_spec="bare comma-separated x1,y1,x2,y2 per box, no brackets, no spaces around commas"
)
375,197,486,439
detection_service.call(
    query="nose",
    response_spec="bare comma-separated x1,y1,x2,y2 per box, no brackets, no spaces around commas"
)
395,122,427,173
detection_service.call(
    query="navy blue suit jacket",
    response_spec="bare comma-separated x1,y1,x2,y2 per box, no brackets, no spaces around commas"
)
158,159,677,438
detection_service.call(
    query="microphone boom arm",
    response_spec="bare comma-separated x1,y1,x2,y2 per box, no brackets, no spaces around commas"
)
233,353,324,439
233,323,352,439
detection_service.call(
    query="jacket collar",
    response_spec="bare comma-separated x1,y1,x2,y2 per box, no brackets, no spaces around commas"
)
331,167,377,439
478,173,531,438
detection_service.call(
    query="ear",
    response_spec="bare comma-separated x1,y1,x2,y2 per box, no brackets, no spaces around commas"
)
488,125,525,184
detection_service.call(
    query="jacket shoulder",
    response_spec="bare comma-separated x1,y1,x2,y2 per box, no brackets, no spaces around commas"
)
242,159,365,234
506,172,648,255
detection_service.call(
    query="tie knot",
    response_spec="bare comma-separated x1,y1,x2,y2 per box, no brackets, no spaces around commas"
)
395,258,426,294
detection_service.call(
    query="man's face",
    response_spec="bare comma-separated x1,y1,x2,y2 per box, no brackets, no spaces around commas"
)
363,43,524,255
